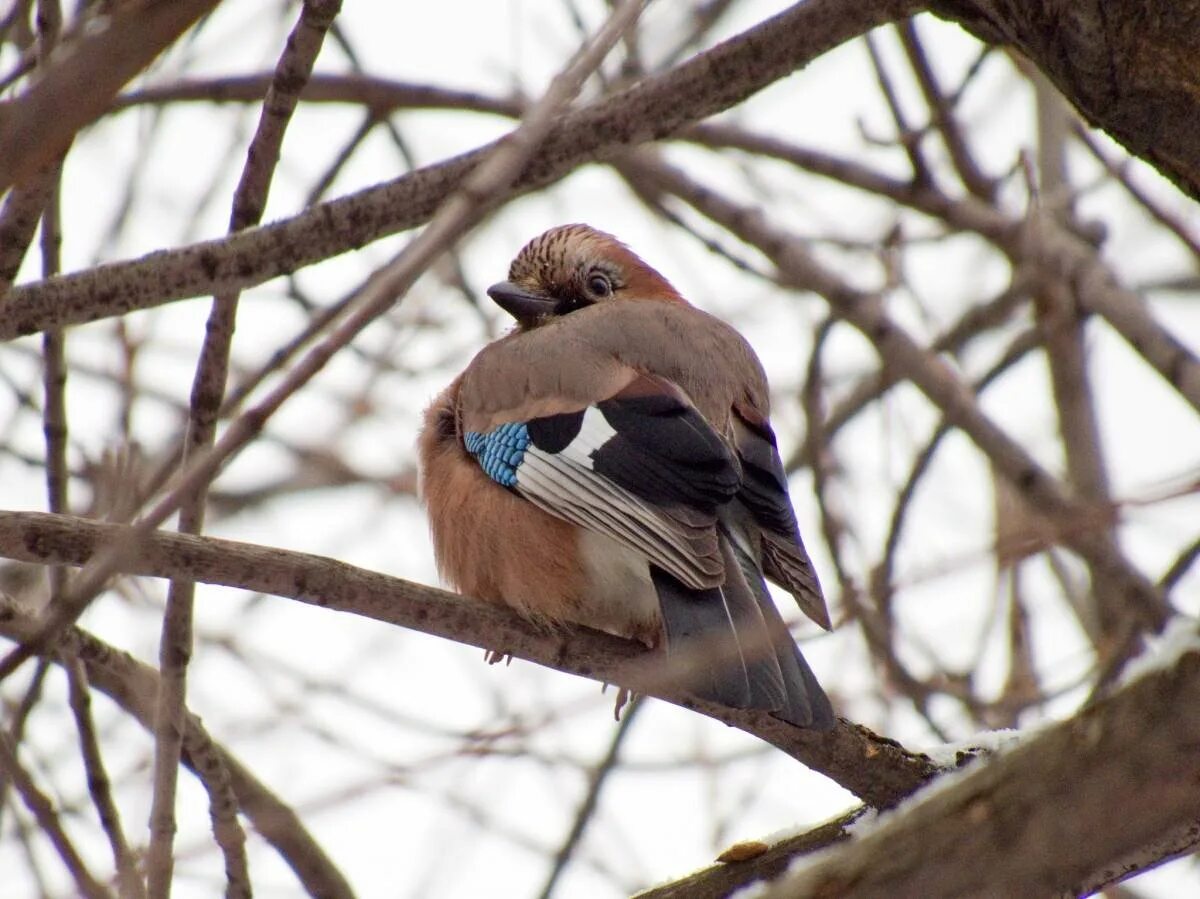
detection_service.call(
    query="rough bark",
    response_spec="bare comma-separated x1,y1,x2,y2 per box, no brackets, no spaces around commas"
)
933,0,1200,200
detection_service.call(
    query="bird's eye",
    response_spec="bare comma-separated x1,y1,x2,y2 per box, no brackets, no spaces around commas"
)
586,272,613,297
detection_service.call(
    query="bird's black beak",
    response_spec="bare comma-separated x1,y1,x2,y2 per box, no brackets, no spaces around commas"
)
487,281,558,323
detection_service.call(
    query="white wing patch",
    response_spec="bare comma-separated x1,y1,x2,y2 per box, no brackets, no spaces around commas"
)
514,407,722,589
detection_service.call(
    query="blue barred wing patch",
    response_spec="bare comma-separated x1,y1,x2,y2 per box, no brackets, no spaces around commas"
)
464,422,530,487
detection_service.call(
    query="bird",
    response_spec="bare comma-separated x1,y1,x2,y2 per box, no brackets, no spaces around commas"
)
418,224,835,729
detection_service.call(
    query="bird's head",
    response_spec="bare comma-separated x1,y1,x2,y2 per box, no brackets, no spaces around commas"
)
487,224,684,328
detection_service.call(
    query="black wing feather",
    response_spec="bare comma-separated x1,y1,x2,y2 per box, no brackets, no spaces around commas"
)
722,518,834,729
497,377,833,722
732,413,802,539
591,391,740,511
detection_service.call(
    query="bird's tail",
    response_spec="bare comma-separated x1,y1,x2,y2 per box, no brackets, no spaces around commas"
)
651,531,834,729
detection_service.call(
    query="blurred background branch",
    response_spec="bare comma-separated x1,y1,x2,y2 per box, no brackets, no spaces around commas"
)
0,0,1197,896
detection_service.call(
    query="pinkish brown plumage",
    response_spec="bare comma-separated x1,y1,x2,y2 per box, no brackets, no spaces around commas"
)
418,224,834,727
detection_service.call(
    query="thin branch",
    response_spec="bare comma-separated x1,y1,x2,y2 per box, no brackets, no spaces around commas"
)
536,698,644,899
1161,536,1200,593
864,31,932,186
0,731,113,899
637,806,862,899
64,654,145,899
897,17,994,198
1074,122,1200,263
801,317,858,597
146,1,342,893
0,657,49,836
39,175,67,606
303,111,378,206
114,73,522,118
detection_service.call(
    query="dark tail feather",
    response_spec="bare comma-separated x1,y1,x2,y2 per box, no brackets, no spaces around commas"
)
758,597,835,729
713,537,790,712
724,527,836,730
652,564,755,710
652,535,833,729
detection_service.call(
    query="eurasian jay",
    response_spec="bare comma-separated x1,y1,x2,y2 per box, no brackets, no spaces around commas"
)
419,224,834,729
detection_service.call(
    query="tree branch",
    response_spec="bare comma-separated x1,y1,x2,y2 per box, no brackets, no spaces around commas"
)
0,0,221,191
617,151,1169,631
0,509,938,808
0,0,922,337
756,635,1200,897
0,596,355,899
930,0,1200,200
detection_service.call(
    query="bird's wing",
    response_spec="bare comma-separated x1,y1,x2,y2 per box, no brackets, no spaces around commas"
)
460,364,734,589
457,302,769,588
730,401,832,630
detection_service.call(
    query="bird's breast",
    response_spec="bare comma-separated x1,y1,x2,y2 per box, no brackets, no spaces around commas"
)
574,529,661,647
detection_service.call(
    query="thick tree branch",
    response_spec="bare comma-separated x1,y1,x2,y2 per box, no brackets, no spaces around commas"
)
931,0,1200,200
0,510,938,808
756,636,1200,897
0,0,922,338
642,633,1200,897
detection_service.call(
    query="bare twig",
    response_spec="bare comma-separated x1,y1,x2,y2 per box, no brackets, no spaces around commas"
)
864,31,932,186
114,73,523,118
0,657,49,836
146,2,342,893
32,6,67,602
64,654,145,899
636,806,862,899
0,732,112,899
1161,537,1200,593
536,699,644,899
1073,124,1200,263
897,18,995,198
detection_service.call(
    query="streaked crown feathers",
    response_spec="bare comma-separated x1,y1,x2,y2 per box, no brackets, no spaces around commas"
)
506,223,683,305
